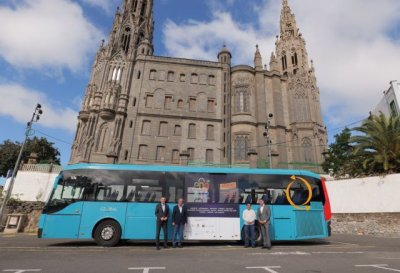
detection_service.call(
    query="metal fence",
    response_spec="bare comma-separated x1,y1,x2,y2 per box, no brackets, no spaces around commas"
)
187,160,323,173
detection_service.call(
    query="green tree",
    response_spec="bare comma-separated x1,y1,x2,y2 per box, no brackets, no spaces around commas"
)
351,113,400,174
322,128,364,178
0,137,61,176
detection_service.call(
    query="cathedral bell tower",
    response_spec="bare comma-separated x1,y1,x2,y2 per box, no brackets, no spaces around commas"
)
273,0,327,165
70,0,154,164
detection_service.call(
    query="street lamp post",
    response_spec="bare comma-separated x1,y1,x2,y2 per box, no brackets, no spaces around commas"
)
263,113,274,169
0,104,43,228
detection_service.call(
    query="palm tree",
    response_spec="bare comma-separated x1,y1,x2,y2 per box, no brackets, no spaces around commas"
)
351,113,400,174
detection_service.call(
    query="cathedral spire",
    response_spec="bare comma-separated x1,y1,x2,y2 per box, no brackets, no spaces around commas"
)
280,0,298,38
254,45,263,70
105,0,154,58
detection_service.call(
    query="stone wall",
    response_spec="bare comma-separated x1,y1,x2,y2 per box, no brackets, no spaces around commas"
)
332,213,400,237
1,201,44,233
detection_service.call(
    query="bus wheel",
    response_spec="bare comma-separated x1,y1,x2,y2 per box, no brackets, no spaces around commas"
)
93,220,121,247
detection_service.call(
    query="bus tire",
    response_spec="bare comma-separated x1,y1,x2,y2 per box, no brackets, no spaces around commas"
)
241,225,262,246
93,219,121,247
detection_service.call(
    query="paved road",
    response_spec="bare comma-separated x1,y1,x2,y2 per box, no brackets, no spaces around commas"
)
0,234,400,273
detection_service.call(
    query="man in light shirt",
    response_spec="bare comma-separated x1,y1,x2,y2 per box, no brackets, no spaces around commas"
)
242,202,256,248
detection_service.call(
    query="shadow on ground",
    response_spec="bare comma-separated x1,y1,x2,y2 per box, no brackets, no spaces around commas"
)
47,239,330,248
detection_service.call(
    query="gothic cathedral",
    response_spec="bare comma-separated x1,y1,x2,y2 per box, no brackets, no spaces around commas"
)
70,0,327,169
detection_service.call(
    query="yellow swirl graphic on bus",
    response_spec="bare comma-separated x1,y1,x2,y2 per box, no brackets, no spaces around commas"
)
285,175,313,211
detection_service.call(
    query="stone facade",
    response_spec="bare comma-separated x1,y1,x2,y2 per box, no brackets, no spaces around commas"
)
0,202,44,233
70,0,327,167
332,213,400,237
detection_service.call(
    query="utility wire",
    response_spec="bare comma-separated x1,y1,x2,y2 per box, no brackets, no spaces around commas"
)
33,129,73,146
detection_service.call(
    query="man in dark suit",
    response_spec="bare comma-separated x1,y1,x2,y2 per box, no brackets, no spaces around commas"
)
155,196,169,250
257,198,271,249
172,198,188,248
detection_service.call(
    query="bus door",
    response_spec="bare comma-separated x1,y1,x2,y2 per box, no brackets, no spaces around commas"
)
42,177,84,239
290,175,327,240
124,171,165,240
273,176,327,240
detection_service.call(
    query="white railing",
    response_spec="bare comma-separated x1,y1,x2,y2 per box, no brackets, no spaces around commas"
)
20,164,62,173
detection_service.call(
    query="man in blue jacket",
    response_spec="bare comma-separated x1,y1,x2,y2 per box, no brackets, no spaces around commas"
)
172,198,188,248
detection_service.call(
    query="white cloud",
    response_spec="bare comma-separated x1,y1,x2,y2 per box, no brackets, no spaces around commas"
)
0,83,78,133
81,0,117,13
162,0,400,128
163,12,275,66
0,0,104,73
274,0,400,125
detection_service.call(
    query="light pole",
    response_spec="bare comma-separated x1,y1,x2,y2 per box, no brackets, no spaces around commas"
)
263,113,274,169
0,104,43,228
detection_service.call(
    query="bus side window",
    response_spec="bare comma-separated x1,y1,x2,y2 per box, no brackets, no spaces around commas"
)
128,171,165,203
165,172,184,203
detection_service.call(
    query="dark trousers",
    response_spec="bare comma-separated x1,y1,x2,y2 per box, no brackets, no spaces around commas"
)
260,222,271,248
156,221,168,247
244,224,255,247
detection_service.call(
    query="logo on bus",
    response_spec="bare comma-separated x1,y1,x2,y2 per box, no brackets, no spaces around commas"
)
100,207,117,212
285,175,313,211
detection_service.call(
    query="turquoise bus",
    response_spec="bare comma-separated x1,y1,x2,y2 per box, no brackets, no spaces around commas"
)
38,164,331,246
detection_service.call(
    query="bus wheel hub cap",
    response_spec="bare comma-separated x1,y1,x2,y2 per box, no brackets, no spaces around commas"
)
101,226,114,240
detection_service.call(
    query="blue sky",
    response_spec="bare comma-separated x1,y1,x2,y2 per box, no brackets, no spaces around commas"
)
0,0,399,166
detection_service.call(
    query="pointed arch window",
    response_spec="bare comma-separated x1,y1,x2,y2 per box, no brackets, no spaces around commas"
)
111,67,117,81
234,135,250,162
281,53,288,70
235,89,250,113
121,27,131,54
116,68,122,82
140,1,147,17
96,125,109,152
291,52,298,66
302,137,314,163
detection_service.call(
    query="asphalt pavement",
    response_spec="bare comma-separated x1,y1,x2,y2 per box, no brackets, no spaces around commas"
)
0,233,400,273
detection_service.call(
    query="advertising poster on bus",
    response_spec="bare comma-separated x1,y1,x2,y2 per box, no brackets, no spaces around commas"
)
184,173,241,240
